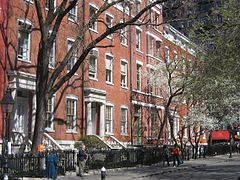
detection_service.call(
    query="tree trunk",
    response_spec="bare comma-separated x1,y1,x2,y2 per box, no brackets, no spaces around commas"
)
31,43,49,152
32,94,47,152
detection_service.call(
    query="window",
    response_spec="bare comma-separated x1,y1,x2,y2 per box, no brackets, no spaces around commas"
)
156,40,161,59
24,0,33,3
48,42,55,69
105,54,113,83
149,10,153,23
165,47,170,63
105,105,113,134
67,98,77,131
183,126,188,138
48,30,55,68
154,12,159,28
181,57,186,71
135,1,141,14
136,64,142,91
106,14,113,39
89,5,98,31
45,97,54,130
46,0,50,10
149,36,154,55
67,39,76,71
89,49,98,79
46,0,56,10
69,3,78,22
121,60,127,88
151,111,156,137
148,68,154,94
173,52,178,67
121,108,128,135
17,19,32,61
136,29,141,51
173,52,178,62
174,118,179,137
120,25,127,45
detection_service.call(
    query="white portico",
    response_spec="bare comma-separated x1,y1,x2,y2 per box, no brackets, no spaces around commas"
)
84,88,107,137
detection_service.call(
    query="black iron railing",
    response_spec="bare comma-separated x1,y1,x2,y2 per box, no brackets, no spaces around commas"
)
0,144,236,178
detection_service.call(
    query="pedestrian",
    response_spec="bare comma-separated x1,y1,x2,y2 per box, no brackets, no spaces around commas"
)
236,142,240,154
162,145,170,167
78,144,88,177
203,145,208,158
46,150,58,180
171,144,181,167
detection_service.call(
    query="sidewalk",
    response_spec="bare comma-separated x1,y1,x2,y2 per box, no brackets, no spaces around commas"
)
23,153,240,180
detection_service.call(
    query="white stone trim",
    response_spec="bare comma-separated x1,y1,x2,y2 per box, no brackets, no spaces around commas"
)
132,100,164,110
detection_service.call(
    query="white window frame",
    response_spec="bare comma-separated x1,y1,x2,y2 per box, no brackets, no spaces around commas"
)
105,53,114,84
45,0,56,11
68,3,78,22
148,67,154,94
67,38,76,71
150,110,156,137
17,18,32,62
45,96,55,132
66,95,78,133
121,106,128,135
105,104,114,135
135,0,141,15
89,3,98,32
152,8,160,30
165,46,170,63
48,42,55,69
149,36,154,56
173,51,178,68
106,13,114,39
120,59,128,88
120,20,127,46
156,40,161,59
136,29,141,51
136,60,143,91
89,48,98,80
24,0,33,3
174,118,179,137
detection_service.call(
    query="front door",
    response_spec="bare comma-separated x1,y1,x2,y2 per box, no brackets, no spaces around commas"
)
90,102,100,135
134,106,142,145
13,91,29,144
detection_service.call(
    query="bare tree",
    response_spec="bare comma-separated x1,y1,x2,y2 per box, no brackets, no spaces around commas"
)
30,0,177,151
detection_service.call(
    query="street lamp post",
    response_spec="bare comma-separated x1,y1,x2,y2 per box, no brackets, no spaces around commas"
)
1,89,15,180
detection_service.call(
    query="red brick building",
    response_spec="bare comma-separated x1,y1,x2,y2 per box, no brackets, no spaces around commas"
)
0,0,8,145
0,0,203,152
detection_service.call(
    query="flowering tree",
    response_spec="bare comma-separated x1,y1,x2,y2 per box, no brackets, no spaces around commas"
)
184,103,216,158
142,43,194,145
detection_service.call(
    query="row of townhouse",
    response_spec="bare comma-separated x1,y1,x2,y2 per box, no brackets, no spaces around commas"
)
0,0,207,152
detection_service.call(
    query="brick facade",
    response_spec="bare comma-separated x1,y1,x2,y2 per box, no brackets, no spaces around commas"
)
0,0,206,151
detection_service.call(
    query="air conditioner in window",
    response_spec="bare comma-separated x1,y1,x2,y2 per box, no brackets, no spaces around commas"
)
18,21,32,32
90,50,99,57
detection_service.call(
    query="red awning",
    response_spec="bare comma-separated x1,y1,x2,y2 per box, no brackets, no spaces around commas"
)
211,130,230,140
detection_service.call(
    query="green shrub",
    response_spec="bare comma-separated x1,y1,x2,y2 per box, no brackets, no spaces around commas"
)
74,136,109,150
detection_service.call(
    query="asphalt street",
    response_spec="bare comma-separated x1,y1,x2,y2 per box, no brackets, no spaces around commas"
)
24,153,240,180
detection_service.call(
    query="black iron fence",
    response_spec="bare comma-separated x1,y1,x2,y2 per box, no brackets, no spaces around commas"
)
0,144,236,178
0,150,76,179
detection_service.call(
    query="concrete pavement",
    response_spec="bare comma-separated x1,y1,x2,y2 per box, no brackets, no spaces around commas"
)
23,153,240,180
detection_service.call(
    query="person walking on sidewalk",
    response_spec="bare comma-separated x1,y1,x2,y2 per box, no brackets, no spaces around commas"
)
78,144,88,177
162,145,170,167
171,144,181,167
46,150,58,180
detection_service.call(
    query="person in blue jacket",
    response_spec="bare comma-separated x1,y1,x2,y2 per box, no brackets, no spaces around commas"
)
46,150,58,180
